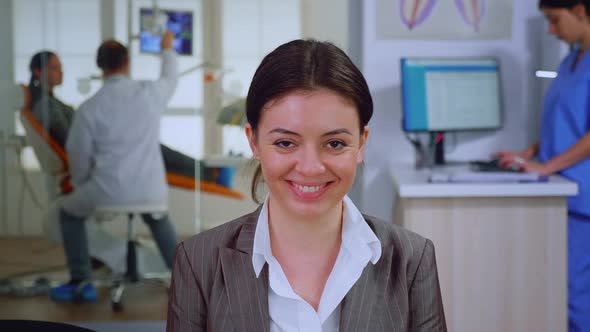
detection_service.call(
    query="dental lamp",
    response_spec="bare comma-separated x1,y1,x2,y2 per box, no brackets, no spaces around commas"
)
217,97,246,127
216,80,246,127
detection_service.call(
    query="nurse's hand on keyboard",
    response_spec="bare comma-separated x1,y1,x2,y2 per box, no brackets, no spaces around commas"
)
469,158,520,172
492,151,528,170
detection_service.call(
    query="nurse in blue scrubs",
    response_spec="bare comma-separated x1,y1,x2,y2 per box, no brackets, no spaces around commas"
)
496,1,590,330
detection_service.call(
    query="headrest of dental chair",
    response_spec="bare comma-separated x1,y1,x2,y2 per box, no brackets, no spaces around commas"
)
19,84,32,110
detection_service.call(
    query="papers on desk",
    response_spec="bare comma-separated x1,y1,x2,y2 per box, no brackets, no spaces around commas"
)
429,171,547,183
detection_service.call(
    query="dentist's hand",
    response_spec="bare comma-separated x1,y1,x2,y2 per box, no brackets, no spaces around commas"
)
161,31,175,50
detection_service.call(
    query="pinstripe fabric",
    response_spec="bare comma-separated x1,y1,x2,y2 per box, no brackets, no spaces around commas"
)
166,208,447,332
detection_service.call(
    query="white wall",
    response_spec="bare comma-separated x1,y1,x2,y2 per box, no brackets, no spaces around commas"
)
300,0,348,50
360,0,544,221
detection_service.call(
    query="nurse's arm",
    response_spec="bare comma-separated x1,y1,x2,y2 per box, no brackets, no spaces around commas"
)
522,142,539,159
542,132,590,174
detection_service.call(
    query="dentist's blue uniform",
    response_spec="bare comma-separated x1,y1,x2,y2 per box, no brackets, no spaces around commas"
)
540,47,590,331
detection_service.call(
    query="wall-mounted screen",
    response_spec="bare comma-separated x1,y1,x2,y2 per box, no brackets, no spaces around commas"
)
139,8,193,55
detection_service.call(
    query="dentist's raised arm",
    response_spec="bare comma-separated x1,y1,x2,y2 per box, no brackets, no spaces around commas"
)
152,31,178,106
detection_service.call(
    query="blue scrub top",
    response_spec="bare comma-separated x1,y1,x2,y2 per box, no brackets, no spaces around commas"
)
540,48,590,217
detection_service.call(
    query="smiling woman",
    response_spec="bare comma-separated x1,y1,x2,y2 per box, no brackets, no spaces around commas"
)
245,90,367,221
166,39,447,332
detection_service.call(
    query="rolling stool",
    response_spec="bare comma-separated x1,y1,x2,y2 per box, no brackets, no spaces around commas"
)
95,204,170,312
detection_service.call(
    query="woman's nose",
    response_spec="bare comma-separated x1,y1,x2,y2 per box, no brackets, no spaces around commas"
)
295,147,326,175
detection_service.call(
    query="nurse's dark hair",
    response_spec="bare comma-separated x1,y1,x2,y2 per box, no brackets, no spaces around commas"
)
246,39,373,203
539,0,590,15
28,50,58,105
96,39,129,71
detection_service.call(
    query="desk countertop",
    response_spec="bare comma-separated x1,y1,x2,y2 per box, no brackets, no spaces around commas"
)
392,163,578,198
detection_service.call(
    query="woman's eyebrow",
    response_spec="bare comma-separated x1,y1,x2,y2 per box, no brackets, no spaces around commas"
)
267,128,353,137
268,128,300,136
322,128,353,137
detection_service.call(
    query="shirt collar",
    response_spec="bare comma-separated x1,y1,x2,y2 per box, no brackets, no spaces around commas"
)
104,74,127,83
252,196,271,277
341,195,382,265
251,195,382,277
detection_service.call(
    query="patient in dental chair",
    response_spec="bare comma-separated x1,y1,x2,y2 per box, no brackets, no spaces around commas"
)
27,50,205,184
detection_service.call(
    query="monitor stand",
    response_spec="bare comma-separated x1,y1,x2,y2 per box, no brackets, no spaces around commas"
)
431,131,445,166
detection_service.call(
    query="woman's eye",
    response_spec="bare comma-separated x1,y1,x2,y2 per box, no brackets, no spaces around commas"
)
274,140,295,149
326,140,346,150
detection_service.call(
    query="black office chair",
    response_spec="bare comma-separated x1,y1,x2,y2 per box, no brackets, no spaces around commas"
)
0,320,94,332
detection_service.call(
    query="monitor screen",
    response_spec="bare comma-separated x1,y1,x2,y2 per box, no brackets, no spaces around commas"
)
400,57,502,132
139,8,193,55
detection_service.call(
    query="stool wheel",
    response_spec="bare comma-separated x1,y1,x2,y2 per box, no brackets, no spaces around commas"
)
112,300,123,312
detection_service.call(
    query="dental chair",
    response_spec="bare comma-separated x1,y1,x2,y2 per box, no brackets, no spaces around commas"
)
17,84,253,310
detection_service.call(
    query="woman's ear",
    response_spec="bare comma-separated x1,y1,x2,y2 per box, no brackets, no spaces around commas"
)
357,126,369,164
245,123,259,159
32,69,41,79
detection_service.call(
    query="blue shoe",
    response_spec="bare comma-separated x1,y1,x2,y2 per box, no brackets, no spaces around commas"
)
50,282,97,303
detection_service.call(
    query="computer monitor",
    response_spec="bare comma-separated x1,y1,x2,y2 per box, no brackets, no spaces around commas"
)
400,57,502,164
401,57,502,132
139,8,193,55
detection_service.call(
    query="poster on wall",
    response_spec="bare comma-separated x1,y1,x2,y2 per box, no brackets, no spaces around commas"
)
376,0,512,40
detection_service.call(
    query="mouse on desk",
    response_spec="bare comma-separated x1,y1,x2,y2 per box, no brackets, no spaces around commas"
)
469,158,521,172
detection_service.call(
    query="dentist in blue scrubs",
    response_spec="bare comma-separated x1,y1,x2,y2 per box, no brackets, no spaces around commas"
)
496,1,590,330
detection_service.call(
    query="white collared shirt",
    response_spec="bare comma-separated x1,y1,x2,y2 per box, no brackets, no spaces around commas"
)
252,195,382,332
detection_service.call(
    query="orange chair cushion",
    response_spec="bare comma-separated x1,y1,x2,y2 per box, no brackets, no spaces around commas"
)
19,84,243,199
166,172,244,200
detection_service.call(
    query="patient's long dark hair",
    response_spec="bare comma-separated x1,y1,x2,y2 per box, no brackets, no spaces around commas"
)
28,51,57,106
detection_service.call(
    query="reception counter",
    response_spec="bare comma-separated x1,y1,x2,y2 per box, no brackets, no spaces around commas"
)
392,164,578,332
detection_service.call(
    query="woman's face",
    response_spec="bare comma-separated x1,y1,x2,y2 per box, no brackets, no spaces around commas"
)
35,55,63,89
246,89,368,220
542,6,587,44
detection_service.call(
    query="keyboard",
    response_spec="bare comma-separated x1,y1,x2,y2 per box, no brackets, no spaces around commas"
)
469,159,521,173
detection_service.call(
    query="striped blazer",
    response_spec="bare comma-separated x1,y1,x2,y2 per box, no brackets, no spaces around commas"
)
166,208,447,331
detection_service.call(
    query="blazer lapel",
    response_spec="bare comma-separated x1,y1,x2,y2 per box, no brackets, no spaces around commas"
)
340,247,395,331
219,212,270,332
